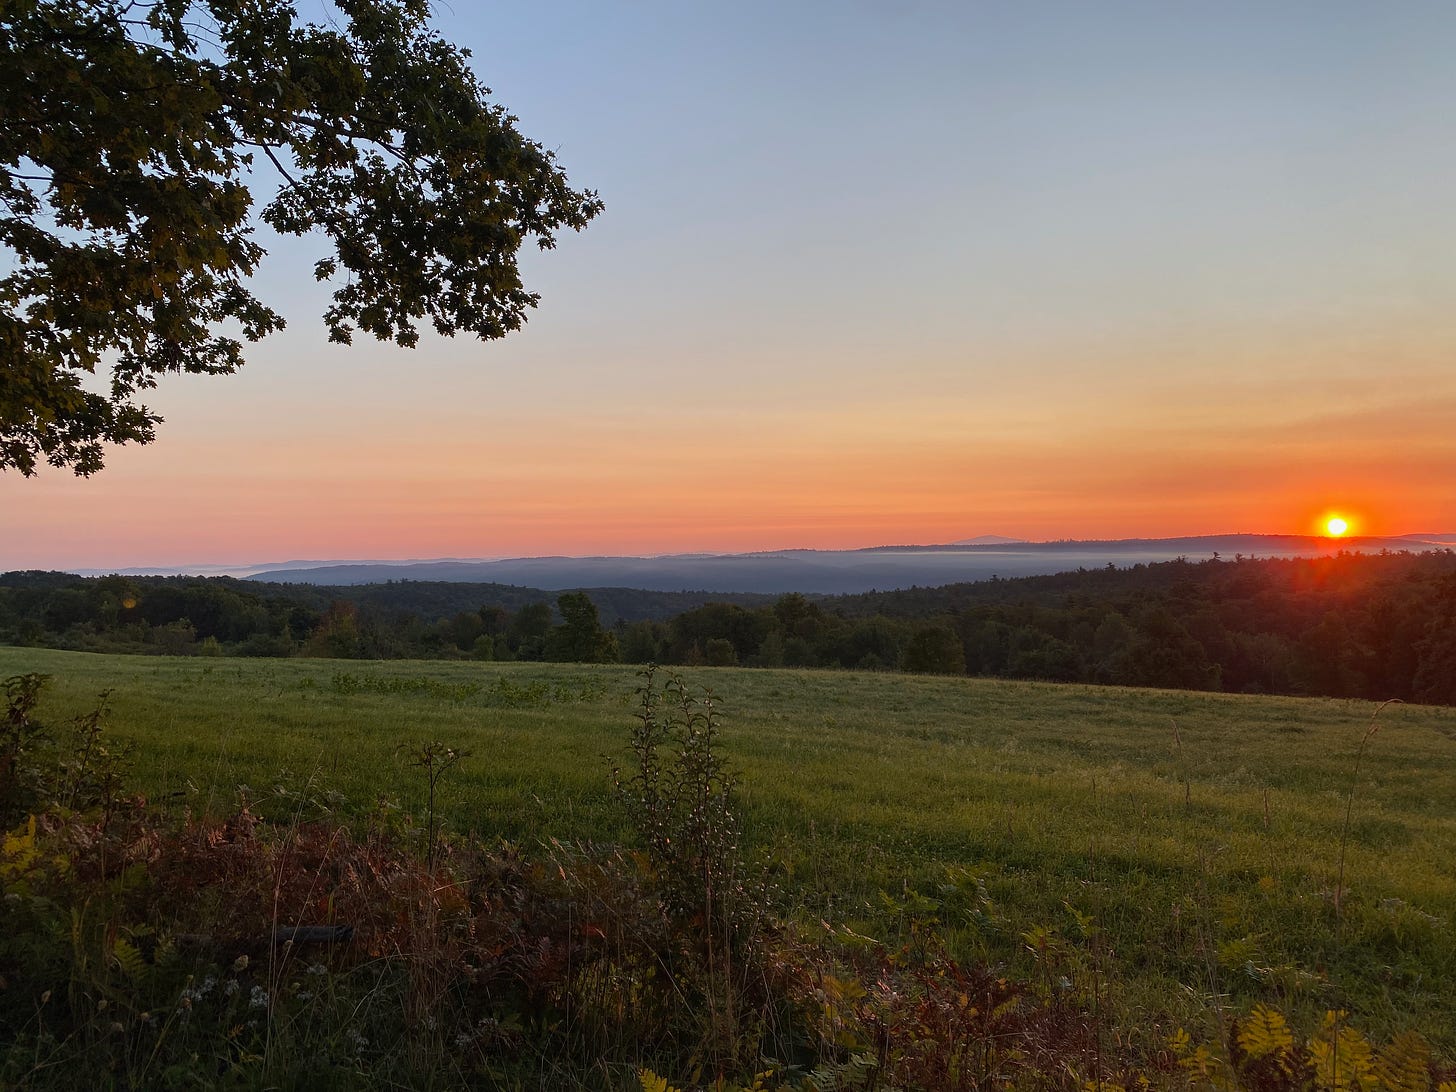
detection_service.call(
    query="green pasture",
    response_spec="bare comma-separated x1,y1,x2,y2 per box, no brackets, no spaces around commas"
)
3,646,1454,1054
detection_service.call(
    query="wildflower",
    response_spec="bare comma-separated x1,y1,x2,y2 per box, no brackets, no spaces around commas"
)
223,978,239,997
305,962,327,977
248,985,269,1009
180,974,216,1005
232,954,249,972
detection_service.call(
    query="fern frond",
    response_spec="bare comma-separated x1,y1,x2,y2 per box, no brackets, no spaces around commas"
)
1238,1003,1294,1062
112,937,147,981
1,816,40,878
1177,1042,1236,1090
639,1069,680,1092
1311,1024,1374,1092
1372,1032,1430,1092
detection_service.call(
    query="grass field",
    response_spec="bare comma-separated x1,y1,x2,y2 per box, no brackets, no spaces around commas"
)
3,645,1454,1056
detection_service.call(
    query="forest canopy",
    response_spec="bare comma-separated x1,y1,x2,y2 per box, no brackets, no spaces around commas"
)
5,551,1456,705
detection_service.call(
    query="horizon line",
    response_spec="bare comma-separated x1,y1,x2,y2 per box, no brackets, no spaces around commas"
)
17,528,1456,579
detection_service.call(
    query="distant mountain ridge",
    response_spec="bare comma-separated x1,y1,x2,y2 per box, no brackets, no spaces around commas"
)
240,533,1449,595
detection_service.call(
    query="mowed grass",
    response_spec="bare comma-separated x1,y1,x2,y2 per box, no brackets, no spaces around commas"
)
4,646,1454,1055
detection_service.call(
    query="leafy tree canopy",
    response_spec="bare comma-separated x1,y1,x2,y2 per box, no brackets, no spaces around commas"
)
1,0,602,475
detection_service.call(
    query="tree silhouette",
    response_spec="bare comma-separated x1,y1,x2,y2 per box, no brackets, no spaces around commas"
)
1,0,601,474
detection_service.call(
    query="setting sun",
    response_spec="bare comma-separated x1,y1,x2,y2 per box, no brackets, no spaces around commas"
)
1326,516,1349,537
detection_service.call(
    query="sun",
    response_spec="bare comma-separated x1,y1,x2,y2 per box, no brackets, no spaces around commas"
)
1325,516,1349,537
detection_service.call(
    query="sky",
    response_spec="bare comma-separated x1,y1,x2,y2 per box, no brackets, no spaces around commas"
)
5,0,1455,569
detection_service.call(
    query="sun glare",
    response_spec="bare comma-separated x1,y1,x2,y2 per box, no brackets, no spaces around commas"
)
1325,516,1349,537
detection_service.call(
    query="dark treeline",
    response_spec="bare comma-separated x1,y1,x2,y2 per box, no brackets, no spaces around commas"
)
3,550,1455,704
240,579,775,629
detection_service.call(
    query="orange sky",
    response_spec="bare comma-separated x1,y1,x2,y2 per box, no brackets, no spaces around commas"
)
4,325,1451,569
